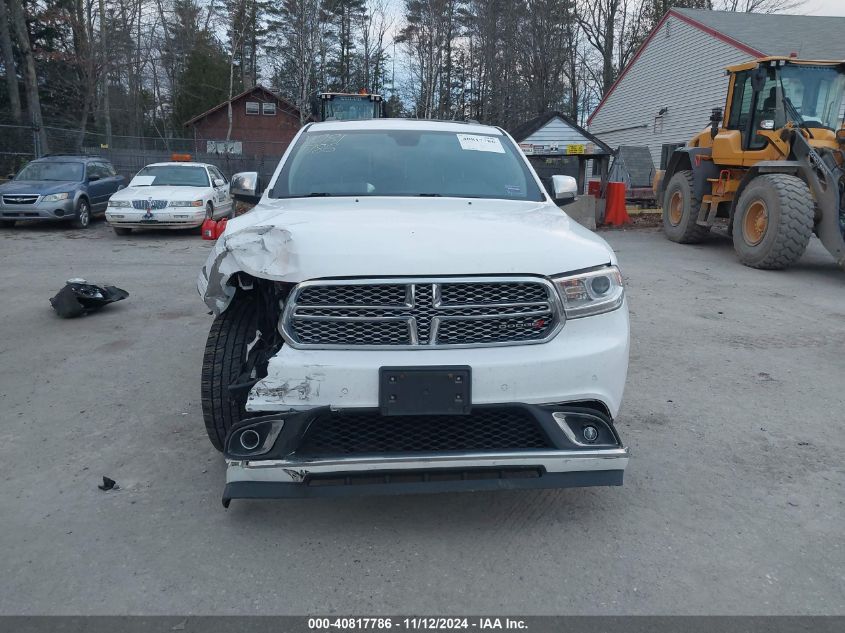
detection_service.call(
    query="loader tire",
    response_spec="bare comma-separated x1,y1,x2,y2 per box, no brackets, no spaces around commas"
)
662,170,710,243
732,174,813,270
200,293,257,450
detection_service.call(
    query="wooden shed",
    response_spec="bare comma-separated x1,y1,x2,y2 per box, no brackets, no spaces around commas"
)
183,86,303,160
510,111,612,195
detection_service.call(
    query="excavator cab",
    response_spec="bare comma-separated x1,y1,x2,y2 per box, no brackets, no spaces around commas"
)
659,57,845,270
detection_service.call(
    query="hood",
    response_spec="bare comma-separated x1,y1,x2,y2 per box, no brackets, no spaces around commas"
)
199,197,615,313
111,185,208,200
0,180,80,195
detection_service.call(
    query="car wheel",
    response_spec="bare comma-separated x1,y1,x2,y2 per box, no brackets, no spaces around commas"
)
113,226,132,236
0,220,15,229
71,198,91,229
200,294,257,450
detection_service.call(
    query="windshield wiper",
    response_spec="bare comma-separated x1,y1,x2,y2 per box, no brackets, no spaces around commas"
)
417,193,442,197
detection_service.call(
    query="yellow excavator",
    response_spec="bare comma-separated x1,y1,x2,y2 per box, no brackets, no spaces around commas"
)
657,57,845,269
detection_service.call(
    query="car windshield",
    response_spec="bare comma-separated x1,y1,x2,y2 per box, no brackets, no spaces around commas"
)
15,161,83,181
271,129,544,201
133,165,209,187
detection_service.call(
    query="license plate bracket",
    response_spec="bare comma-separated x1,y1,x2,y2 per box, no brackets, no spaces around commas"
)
379,366,471,416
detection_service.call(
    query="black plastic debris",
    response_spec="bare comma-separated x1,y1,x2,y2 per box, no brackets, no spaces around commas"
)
98,476,119,491
50,279,128,318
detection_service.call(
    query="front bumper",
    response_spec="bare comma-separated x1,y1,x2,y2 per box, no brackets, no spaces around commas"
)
247,305,630,418
0,199,75,221
222,404,629,504
106,208,206,229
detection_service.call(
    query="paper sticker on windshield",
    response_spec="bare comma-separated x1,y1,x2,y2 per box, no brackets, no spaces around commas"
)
505,185,522,195
129,175,155,187
457,134,505,154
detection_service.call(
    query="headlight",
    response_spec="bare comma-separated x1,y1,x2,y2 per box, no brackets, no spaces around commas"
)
552,266,624,318
108,200,131,208
169,200,203,207
43,192,69,202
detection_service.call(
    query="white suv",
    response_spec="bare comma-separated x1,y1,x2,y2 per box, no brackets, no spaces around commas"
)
197,119,629,505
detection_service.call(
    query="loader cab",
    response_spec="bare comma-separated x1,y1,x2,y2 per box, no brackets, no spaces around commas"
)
714,58,845,166
310,91,385,122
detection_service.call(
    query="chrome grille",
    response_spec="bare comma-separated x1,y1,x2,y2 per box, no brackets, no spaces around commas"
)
2,195,38,205
283,277,562,349
131,199,168,210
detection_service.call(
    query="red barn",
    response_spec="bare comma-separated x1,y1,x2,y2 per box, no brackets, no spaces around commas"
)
183,85,304,161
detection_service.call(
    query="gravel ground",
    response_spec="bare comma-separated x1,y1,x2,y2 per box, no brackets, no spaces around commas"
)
0,219,842,615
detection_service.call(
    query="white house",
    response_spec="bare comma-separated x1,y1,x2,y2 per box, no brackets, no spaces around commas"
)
509,111,612,193
587,8,845,168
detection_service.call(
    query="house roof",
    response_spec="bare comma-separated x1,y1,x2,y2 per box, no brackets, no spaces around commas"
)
183,85,301,127
510,111,612,153
675,8,845,60
588,8,845,125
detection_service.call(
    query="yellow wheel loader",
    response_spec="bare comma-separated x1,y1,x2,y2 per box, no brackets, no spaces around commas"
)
657,57,845,269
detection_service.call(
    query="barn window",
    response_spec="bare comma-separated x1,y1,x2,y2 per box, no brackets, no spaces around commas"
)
245,101,259,115
262,102,276,116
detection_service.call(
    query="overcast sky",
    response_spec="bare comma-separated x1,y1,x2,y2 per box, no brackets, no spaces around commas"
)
801,0,845,15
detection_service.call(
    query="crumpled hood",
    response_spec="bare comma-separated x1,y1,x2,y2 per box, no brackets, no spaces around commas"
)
111,185,208,201
0,180,80,195
198,197,615,313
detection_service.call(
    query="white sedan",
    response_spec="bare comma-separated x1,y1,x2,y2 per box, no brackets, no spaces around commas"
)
106,161,233,235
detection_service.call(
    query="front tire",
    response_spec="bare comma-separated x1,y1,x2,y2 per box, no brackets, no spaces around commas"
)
662,170,710,243
71,198,91,229
732,174,813,270
200,294,258,450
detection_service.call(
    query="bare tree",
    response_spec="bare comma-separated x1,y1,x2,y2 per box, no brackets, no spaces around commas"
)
717,0,803,11
0,0,22,124
7,0,48,152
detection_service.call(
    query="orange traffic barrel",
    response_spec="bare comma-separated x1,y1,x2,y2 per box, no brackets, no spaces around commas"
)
604,182,630,226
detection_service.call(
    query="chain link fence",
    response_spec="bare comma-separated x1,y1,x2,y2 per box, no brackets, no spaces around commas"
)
0,123,287,187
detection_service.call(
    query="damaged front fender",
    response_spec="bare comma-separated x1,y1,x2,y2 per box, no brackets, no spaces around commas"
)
198,224,300,314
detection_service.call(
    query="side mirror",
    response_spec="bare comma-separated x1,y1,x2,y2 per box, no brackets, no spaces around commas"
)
7,173,15,180
88,174,100,182
213,178,226,188
230,171,260,201
551,175,577,204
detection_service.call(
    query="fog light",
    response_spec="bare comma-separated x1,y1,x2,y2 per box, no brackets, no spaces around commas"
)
583,425,598,442
239,429,261,451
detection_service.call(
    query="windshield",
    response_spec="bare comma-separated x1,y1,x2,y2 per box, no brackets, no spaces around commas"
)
15,161,83,181
322,97,380,121
780,64,845,129
271,129,544,201
133,165,209,187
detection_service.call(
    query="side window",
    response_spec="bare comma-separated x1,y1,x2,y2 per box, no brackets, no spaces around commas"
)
86,163,101,179
727,71,752,130
100,162,116,177
749,75,781,150
211,166,226,183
